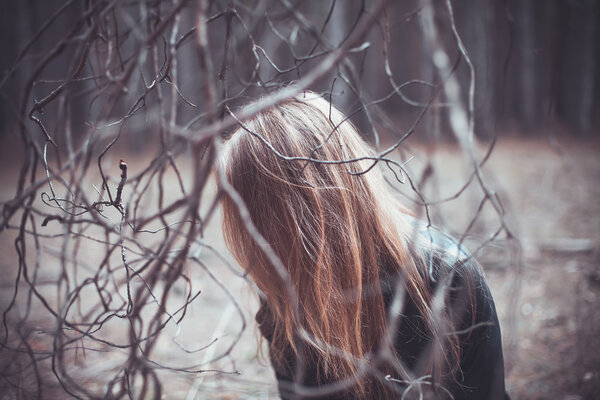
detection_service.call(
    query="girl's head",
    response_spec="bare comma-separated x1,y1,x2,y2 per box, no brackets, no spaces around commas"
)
219,92,457,397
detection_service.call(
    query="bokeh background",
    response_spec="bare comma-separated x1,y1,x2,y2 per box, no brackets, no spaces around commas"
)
0,0,599,399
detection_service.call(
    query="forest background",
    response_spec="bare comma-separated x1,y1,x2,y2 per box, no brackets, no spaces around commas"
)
0,0,599,399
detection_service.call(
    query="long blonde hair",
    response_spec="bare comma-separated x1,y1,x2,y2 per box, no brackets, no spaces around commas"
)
219,92,460,398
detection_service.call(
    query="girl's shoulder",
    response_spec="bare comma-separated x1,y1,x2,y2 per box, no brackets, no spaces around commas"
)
401,215,508,399
400,214,484,283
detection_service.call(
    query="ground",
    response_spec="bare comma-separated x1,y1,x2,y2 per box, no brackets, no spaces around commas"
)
0,134,599,399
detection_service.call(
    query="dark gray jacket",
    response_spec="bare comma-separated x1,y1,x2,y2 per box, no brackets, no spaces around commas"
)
256,220,510,400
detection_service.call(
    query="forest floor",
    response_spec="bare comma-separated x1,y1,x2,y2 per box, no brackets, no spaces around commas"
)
0,134,599,399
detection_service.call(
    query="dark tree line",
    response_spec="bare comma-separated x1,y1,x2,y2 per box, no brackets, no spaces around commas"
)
1,0,598,145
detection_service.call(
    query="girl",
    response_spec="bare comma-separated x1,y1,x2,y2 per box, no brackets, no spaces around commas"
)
219,92,509,399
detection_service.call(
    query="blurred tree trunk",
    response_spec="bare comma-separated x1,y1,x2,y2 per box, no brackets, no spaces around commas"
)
326,0,352,114
515,0,539,131
465,0,495,139
556,0,598,135
419,2,438,142
1,0,35,137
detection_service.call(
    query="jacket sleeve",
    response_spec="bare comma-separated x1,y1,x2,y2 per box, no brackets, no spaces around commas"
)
449,261,510,400
255,301,350,399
